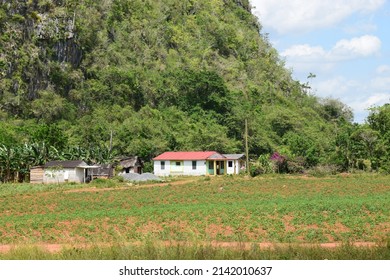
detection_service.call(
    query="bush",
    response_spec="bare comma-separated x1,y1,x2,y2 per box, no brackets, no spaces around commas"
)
113,175,124,182
286,157,305,173
90,177,123,188
249,155,275,177
270,152,288,173
356,159,372,172
143,162,153,173
249,164,262,177
379,161,390,174
258,154,274,174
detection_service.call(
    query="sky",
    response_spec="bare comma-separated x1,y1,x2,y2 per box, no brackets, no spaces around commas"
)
250,0,390,123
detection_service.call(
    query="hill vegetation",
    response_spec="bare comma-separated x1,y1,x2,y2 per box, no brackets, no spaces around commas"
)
0,0,389,182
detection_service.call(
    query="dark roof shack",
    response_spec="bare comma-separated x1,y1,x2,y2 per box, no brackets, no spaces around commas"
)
44,160,87,168
118,156,143,168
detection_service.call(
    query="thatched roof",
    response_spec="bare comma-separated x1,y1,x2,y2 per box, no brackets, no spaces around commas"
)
118,156,143,168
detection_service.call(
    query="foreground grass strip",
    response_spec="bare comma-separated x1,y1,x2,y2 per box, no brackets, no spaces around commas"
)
1,240,389,260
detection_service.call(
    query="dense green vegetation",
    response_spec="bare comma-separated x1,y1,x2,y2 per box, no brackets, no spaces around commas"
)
1,0,390,182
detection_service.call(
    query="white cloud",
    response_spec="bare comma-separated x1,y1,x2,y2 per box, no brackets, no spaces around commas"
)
249,0,388,123
312,76,390,123
281,45,329,74
314,77,362,98
281,44,326,61
250,0,385,34
376,65,390,74
349,93,390,120
281,35,381,70
330,35,381,59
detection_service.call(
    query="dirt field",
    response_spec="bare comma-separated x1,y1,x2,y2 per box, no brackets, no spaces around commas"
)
0,174,389,258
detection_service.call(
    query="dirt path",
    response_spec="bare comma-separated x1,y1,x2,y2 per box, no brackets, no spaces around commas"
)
0,241,379,254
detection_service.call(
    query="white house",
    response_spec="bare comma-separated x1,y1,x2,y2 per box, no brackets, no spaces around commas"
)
223,154,245,175
153,151,245,176
42,160,90,183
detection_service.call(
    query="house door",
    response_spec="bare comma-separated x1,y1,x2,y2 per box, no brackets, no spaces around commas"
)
207,161,226,175
216,161,225,175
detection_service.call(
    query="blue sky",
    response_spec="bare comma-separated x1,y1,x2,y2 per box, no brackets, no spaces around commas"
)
250,0,390,123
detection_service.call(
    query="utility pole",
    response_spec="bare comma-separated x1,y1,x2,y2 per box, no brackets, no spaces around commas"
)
245,118,249,174
109,130,113,153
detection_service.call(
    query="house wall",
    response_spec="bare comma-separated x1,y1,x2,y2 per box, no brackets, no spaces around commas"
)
75,168,85,182
236,160,241,174
226,159,244,175
226,159,241,174
226,160,235,175
154,160,207,176
183,160,207,176
43,168,84,183
154,160,171,176
207,161,214,175
169,160,184,175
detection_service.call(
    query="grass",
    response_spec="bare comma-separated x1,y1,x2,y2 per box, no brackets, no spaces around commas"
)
1,240,389,260
0,173,389,259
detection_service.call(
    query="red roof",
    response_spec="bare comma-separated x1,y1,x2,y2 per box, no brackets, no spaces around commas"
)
153,151,223,160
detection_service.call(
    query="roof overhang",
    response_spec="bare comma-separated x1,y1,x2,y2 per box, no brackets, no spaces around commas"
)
153,151,226,161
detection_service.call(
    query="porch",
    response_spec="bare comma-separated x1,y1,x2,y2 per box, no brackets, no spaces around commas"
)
207,160,227,175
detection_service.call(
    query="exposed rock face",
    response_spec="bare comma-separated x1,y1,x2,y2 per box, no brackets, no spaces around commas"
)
35,12,76,40
33,11,82,66
0,0,83,106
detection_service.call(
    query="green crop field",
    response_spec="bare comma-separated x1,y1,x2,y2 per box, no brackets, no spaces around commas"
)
0,174,389,259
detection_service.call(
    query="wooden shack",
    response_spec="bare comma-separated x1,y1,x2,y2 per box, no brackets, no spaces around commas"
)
30,160,90,184
117,156,143,174
29,166,44,184
92,164,114,179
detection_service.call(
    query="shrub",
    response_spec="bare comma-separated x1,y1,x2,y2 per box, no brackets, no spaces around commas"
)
258,154,274,174
356,159,372,172
270,152,288,173
113,175,124,183
286,156,305,173
249,164,262,177
249,155,275,177
143,162,153,173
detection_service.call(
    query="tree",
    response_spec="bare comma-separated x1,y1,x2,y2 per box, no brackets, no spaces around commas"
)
30,124,68,151
367,104,390,172
320,98,353,123
176,70,231,119
31,90,66,122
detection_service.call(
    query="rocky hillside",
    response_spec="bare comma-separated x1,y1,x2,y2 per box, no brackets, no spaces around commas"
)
0,0,350,167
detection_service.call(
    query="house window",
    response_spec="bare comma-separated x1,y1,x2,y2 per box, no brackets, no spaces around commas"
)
209,161,214,169
228,161,233,168
161,161,165,170
176,161,181,166
220,161,224,169
192,161,197,170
